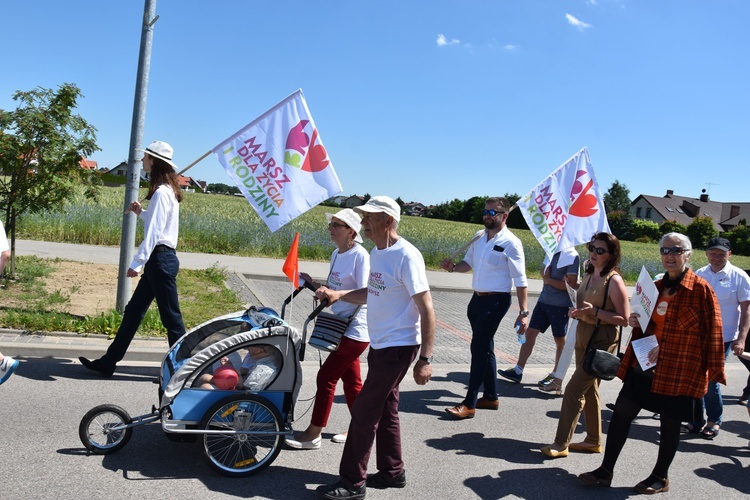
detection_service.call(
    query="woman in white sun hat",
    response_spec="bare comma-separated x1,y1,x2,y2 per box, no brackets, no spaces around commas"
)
80,141,186,377
286,208,370,450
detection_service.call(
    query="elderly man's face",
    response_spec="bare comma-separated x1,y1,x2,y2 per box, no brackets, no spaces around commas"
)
361,212,390,241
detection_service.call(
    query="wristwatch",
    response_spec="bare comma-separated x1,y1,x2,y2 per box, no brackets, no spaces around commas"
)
519,310,530,317
419,355,433,364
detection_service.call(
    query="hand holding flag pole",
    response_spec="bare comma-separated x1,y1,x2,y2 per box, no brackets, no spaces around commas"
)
124,150,212,214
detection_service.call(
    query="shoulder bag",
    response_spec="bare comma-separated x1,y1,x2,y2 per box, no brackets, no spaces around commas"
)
307,252,361,352
582,276,622,381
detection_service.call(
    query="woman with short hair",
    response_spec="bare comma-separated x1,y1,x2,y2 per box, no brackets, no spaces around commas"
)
579,232,725,493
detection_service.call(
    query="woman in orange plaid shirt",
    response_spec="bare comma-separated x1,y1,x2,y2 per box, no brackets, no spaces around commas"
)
579,232,725,494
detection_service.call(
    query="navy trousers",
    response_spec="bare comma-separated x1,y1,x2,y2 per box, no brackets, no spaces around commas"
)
463,292,511,407
101,250,185,368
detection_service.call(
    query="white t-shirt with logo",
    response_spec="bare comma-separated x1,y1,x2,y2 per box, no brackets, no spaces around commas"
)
366,237,430,349
327,244,370,343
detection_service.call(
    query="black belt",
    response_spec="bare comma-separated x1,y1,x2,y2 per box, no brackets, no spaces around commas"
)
474,291,509,296
153,244,176,253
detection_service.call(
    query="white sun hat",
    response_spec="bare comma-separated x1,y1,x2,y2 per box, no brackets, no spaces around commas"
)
326,208,363,243
140,140,178,171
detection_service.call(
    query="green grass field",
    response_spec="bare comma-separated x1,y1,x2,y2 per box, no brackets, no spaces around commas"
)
17,186,750,282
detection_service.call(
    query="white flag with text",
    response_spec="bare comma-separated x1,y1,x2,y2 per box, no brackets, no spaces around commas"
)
212,90,343,232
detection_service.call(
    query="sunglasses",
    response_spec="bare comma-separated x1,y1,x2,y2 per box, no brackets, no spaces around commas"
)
587,243,608,255
328,222,348,229
660,246,686,255
482,209,505,217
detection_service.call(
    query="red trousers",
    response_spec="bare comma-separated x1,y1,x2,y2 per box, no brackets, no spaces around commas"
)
311,336,369,427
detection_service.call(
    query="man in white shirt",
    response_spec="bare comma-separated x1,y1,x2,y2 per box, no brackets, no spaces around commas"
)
315,196,435,500
440,197,529,419
693,237,750,439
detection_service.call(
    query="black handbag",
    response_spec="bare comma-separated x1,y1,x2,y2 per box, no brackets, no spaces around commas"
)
582,277,622,381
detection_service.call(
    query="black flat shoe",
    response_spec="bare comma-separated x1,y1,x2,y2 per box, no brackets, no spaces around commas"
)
634,475,669,494
366,471,406,489
79,357,115,378
579,467,612,487
316,480,366,499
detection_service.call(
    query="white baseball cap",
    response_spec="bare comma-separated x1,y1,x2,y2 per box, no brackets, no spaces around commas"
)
326,209,363,243
354,196,401,222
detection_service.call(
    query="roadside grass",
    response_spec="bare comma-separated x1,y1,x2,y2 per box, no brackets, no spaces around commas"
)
0,258,243,337
14,186,750,283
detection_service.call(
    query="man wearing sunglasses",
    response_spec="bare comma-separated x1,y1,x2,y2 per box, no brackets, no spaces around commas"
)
692,237,750,439
440,197,529,419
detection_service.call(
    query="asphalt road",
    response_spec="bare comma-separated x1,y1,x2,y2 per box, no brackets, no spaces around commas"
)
2,240,749,498
1,358,749,499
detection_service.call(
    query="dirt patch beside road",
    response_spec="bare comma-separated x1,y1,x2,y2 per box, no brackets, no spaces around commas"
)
43,261,139,317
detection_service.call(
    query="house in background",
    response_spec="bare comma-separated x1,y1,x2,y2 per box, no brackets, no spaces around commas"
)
107,162,148,182
403,201,426,216
79,158,98,170
630,189,750,232
342,195,365,208
328,195,346,206
191,179,207,193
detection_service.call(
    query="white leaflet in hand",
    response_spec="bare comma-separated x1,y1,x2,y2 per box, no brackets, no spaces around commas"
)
630,266,658,332
631,335,659,370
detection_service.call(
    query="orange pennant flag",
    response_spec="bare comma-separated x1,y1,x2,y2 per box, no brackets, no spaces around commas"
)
282,232,300,289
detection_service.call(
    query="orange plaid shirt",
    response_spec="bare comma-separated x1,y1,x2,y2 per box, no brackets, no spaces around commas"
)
618,268,726,398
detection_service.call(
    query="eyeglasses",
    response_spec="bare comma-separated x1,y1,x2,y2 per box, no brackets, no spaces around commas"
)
660,246,686,255
587,243,608,255
328,222,348,229
482,209,505,217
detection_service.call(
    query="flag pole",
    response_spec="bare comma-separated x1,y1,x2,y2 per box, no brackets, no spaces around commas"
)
124,149,212,214
177,149,212,176
449,232,483,261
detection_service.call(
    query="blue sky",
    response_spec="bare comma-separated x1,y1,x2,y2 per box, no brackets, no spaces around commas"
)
2,1,748,206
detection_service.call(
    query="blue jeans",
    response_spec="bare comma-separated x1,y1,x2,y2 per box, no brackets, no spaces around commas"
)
463,292,511,407
696,341,732,426
101,250,185,368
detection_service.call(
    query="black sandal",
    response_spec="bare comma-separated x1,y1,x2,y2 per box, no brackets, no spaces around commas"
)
701,423,720,440
680,423,702,434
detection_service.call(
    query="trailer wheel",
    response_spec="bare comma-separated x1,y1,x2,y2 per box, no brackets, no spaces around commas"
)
79,404,133,454
198,394,283,477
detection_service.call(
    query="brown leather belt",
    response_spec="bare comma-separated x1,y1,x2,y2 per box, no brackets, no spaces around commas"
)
474,291,509,296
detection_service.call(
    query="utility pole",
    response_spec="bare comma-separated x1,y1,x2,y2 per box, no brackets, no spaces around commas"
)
116,0,159,312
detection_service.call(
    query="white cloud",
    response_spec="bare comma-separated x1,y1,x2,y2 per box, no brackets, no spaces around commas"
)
503,44,518,51
565,13,592,31
586,0,598,5
436,33,460,47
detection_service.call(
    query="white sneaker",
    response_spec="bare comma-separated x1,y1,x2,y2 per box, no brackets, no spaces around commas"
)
284,435,321,450
332,433,347,443
0,356,19,385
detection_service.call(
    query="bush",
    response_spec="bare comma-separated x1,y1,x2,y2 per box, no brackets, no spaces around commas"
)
632,220,660,242
659,220,687,236
685,216,718,249
607,211,635,241
724,223,750,256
